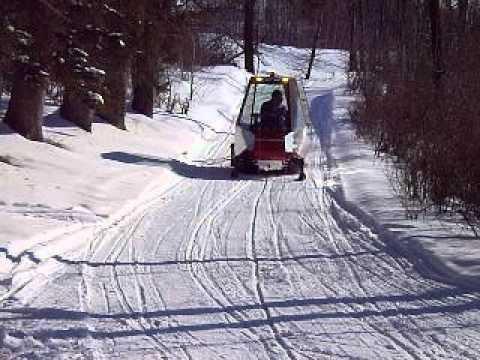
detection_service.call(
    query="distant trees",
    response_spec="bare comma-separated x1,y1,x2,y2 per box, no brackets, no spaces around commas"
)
186,0,350,74
0,0,350,142
351,0,480,228
0,0,182,137
263,0,350,49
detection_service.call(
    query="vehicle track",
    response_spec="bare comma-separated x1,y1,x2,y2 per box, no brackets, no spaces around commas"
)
183,179,278,359
303,172,438,359
248,179,298,359
172,129,282,358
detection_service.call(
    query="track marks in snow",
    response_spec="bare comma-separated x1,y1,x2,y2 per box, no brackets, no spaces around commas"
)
300,178,432,358
3,79,480,360
109,252,169,358
183,179,278,359
249,179,298,359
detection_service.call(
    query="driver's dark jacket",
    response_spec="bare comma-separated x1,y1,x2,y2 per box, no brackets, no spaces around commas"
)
260,100,287,129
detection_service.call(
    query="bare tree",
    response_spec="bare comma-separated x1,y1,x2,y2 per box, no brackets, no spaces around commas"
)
305,1,325,80
244,0,256,73
351,0,480,230
429,0,444,86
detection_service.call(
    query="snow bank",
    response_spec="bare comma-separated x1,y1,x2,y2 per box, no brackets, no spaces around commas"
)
0,108,196,243
295,47,480,289
0,66,248,297
328,95,480,288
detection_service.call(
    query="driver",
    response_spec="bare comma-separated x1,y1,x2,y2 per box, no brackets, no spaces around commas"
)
260,89,287,130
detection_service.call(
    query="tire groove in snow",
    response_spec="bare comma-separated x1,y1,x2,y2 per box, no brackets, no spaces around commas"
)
297,179,382,358
103,210,170,358
318,175,426,359
180,124,280,356
184,179,276,359
249,179,298,360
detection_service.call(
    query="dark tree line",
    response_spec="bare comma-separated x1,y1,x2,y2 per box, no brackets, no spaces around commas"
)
192,0,350,74
0,0,191,140
350,0,480,228
0,0,349,142
0,0,348,142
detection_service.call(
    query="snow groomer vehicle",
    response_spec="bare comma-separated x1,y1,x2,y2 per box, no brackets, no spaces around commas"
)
231,72,308,180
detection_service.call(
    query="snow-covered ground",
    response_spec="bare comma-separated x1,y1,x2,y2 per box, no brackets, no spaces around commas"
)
0,66,247,283
0,45,479,359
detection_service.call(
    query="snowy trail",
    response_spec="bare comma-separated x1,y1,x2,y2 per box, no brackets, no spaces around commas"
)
2,64,480,359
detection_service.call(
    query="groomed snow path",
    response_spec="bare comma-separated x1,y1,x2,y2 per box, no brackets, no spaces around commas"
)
2,63,480,359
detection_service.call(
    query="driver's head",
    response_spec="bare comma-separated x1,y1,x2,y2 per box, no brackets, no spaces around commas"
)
271,90,283,105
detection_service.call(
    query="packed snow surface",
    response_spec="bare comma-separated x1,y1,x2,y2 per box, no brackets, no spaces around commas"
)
1,46,480,359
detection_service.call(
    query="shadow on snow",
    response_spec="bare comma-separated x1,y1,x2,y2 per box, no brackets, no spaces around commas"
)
101,151,289,181
101,151,235,181
2,287,479,340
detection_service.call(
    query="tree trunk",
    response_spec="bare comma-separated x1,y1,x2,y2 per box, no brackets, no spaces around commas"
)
429,0,443,85
4,70,45,141
98,58,130,130
348,2,357,72
458,0,468,33
306,15,321,80
131,55,156,118
131,26,157,118
357,0,366,81
60,86,95,131
244,0,256,73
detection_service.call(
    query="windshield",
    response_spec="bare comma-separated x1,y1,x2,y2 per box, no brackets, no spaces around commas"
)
239,83,287,127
